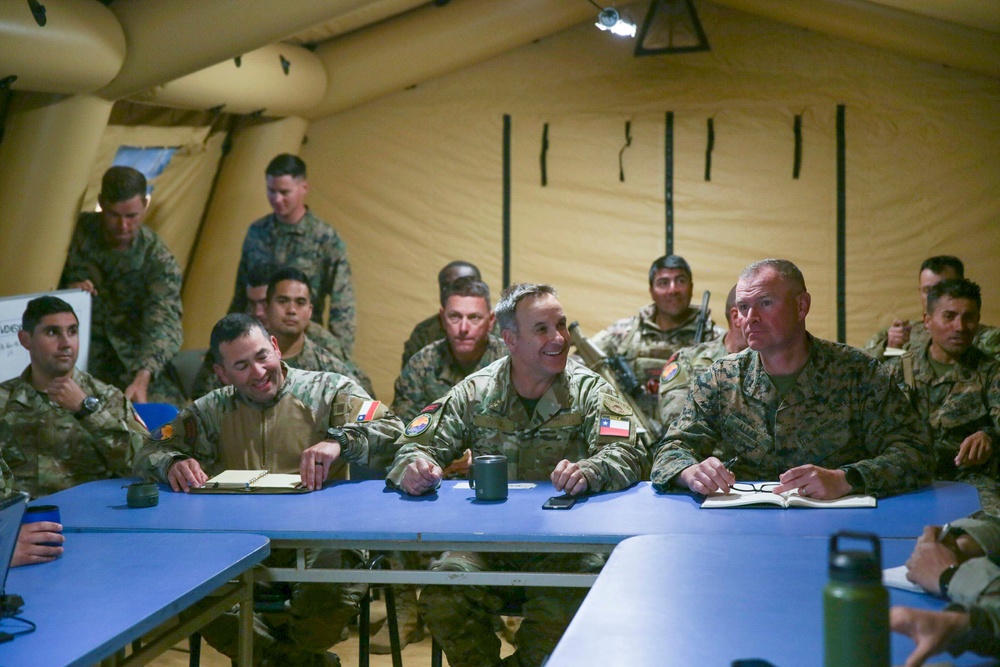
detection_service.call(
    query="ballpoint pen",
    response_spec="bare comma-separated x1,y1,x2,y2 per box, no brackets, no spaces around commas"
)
723,456,739,471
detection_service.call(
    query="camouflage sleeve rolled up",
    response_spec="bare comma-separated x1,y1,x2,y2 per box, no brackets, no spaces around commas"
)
652,338,933,497
940,602,1000,659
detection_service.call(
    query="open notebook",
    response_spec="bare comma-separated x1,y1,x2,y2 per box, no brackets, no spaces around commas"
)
191,470,309,494
700,484,876,509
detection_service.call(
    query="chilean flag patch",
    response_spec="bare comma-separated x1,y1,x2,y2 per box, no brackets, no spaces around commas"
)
356,400,381,423
599,417,630,437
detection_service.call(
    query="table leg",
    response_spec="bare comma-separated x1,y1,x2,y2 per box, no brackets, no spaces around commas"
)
237,569,254,666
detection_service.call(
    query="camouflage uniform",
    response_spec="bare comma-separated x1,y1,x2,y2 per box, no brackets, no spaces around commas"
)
865,321,1000,361
886,343,1000,512
0,366,147,498
590,304,725,438
190,329,374,401
657,336,730,430
229,210,355,358
651,335,933,497
401,314,444,369
392,334,508,422
134,364,404,666
59,213,184,404
386,356,646,667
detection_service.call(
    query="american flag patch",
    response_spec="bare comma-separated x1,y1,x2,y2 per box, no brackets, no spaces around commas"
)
599,417,630,437
356,400,381,423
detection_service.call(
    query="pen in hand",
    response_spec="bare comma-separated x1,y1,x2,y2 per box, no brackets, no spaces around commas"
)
723,456,739,472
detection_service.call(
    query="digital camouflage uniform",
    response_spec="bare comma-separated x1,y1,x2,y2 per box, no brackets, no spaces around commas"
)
392,334,508,422
229,210,355,359
401,314,501,370
401,314,444,369
865,321,1000,361
651,335,933,497
657,336,730,430
386,356,646,667
886,343,1000,512
590,304,724,438
134,364,404,667
0,367,147,498
60,213,184,404
190,333,375,402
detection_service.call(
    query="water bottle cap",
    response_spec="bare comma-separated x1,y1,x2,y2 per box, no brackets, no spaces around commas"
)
829,549,881,583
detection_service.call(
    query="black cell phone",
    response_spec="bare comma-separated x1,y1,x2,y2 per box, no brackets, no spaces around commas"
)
542,494,578,510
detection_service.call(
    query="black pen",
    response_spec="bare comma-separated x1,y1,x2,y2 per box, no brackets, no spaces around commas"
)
723,456,739,471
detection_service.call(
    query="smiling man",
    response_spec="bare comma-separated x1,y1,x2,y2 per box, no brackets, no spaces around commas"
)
228,154,355,360
133,313,403,666
886,279,1000,511
387,283,646,667
589,255,724,437
651,258,932,500
59,166,183,404
0,296,146,566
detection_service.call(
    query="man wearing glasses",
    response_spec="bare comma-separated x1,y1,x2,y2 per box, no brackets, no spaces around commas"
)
651,258,932,500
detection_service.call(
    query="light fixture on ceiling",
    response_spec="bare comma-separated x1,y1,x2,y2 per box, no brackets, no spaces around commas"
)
634,0,710,56
588,2,637,38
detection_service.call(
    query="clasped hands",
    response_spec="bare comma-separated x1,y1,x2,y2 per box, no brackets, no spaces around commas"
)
677,456,853,500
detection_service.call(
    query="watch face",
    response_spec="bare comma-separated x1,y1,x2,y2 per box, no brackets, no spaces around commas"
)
83,396,99,412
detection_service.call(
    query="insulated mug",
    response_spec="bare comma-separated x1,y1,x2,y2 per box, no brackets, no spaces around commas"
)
469,455,508,501
21,504,62,547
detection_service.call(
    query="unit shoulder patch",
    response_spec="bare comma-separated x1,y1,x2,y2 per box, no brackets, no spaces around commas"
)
601,393,633,416
404,414,432,437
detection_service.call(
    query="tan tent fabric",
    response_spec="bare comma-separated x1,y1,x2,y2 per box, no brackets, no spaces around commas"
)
81,123,225,271
301,3,999,400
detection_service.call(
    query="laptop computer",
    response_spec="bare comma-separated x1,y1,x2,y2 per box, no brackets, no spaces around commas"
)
0,493,27,617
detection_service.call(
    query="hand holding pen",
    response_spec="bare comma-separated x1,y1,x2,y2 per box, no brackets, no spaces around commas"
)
678,455,739,495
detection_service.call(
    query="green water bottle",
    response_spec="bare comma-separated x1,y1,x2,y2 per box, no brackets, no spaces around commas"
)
824,531,890,667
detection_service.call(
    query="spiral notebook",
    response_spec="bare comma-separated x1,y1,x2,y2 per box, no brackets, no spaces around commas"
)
191,470,308,494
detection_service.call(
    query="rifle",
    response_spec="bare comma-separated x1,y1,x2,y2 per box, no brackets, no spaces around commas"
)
693,290,711,345
568,321,656,444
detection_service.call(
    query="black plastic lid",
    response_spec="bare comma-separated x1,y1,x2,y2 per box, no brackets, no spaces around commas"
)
828,531,882,583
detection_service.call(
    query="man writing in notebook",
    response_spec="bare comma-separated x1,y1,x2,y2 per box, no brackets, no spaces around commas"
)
651,259,932,500
133,313,404,667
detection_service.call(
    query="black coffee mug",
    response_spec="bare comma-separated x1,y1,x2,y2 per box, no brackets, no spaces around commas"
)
469,455,508,501
125,481,159,508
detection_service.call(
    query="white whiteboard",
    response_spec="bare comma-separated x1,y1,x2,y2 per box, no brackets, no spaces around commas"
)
0,289,92,383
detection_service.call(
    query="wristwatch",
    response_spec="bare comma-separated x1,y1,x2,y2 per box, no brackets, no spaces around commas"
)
74,395,100,419
939,564,960,598
326,427,349,448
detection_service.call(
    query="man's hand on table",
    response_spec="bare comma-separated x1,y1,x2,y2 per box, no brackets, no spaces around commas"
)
400,458,443,496
167,458,209,492
551,459,589,495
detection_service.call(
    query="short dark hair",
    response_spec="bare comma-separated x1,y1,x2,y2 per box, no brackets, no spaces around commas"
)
441,277,491,309
100,166,147,204
495,283,558,334
22,296,77,333
920,255,964,279
437,261,481,289
724,285,737,325
246,262,280,290
927,278,981,314
739,259,807,294
648,255,692,286
210,314,269,364
266,266,313,303
265,154,306,179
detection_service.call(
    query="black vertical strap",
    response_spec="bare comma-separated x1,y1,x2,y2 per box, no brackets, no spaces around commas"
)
793,114,803,179
539,123,549,187
619,120,632,182
704,118,714,181
665,111,674,256
502,114,512,290
836,105,846,343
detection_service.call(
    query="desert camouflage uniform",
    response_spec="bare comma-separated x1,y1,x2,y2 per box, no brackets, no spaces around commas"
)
134,364,404,667
886,343,1000,512
392,335,508,422
386,356,645,667
865,320,1000,361
60,213,184,404
229,210,355,359
651,335,933,497
190,332,375,401
0,367,146,498
657,336,730,429
590,304,724,438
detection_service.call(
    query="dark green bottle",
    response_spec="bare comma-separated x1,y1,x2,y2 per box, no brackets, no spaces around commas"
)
824,531,889,667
